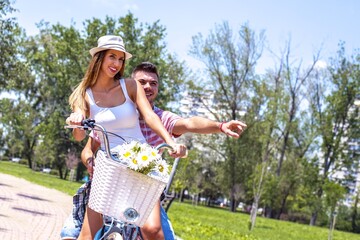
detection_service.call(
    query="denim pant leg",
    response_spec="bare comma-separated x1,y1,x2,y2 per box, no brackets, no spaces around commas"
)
160,206,175,240
60,181,90,239
60,213,81,239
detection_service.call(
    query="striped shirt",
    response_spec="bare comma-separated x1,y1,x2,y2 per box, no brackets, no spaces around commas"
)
139,106,182,147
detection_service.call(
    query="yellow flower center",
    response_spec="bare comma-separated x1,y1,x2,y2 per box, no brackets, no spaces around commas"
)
141,155,148,161
132,159,138,164
124,152,131,157
158,165,164,172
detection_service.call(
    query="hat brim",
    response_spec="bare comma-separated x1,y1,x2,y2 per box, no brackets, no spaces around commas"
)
89,47,132,59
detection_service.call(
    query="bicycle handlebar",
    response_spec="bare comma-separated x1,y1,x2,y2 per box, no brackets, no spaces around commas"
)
65,119,174,160
65,118,179,195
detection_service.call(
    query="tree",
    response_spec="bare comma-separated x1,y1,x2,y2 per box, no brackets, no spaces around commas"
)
0,0,19,89
189,21,265,212
269,41,320,219
0,98,39,168
323,180,346,240
2,13,188,178
246,57,284,229
307,43,360,225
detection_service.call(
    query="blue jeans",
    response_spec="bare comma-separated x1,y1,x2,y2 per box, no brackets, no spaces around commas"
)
160,206,175,240
60,207,175,239
60,182,175,239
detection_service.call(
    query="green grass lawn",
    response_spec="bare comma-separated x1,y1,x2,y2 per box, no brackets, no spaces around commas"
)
0,160,82,195
1,160,359,240
167,202,360,240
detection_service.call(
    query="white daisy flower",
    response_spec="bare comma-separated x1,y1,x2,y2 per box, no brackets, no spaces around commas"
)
137,151,152,168
115,141,170,180
128,157,140,171
155,159,169,177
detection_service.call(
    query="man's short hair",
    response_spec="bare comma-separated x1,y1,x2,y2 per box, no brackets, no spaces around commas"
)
132,62,159,79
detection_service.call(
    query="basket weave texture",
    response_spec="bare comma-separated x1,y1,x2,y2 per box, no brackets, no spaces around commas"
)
88,150,166,227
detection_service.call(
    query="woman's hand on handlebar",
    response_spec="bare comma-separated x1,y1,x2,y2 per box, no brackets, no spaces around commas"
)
168,143,188,158
66,111,87,141
66,112,84,126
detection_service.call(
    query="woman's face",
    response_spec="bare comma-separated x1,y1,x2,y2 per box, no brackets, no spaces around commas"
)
101,49,125,78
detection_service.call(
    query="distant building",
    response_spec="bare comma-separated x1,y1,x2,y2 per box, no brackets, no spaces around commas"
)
178,91,217,120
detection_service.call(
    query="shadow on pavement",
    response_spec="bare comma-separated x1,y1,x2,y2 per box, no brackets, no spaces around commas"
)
12,207,52,216
17,193,50,201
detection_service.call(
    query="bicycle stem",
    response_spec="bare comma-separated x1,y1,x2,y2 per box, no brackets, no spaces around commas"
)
94,123,118,162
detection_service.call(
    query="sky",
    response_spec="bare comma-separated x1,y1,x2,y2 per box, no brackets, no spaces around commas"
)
9,0,360,73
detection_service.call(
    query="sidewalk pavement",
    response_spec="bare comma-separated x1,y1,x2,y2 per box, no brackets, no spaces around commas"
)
0,173,72,240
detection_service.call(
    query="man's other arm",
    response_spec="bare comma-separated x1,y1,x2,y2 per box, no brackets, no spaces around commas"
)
172,117,247,139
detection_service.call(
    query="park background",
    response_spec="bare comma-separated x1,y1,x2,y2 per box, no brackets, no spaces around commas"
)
1,0,359,239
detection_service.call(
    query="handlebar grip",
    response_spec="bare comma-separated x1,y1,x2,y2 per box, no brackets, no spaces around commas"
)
155,143,187,158
81,119,95,129
155,143,174,151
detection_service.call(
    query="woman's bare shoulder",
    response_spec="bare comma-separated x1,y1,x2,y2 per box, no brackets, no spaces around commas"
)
124,78,137,100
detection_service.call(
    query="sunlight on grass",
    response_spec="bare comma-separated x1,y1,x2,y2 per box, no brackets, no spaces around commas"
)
1,160,359,240
167,201,359,240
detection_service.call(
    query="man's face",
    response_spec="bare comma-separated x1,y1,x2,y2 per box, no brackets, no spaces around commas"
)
133,71,159,105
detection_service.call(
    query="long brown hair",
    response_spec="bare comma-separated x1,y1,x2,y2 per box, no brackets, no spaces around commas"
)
68,50,126,114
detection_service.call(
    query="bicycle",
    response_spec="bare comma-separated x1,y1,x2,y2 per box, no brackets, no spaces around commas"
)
65,119,180,240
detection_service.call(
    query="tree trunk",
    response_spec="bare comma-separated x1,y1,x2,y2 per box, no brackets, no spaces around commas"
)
250,197,259,231
277,183,293,219
230,189,236,212
328,211,337,240
277,193,289,219
310,180,325,226
27,157,33,169
310,211,318,226
351,190,359,232
179,188,185,202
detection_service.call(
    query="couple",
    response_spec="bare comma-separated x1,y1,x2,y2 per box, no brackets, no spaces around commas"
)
63,35,246,240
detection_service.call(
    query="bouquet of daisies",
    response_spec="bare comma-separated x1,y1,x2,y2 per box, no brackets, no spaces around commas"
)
114,141,170,182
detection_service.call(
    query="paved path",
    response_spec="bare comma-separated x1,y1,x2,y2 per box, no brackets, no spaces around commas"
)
0,173,72,240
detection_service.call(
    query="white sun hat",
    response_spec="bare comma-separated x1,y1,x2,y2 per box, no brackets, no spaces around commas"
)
89,35,132,59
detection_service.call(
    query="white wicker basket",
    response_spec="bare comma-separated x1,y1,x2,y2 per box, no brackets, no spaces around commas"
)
88,150,167,227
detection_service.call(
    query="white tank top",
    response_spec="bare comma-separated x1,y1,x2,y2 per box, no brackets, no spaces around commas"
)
86,79,146,150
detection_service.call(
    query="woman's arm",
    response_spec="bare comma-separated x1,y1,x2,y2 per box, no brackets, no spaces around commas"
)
66,97,89,141
66,110,86,141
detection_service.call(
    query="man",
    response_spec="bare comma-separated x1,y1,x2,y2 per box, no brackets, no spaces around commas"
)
61,62,246,240
134,62,246,146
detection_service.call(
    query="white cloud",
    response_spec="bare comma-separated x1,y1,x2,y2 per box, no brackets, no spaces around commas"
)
314,60,327,69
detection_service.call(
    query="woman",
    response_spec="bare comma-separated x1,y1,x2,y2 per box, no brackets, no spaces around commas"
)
66,35,186,240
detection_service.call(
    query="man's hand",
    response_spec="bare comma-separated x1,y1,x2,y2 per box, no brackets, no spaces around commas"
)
86,157,94,179
168,144,188,158
220,120,247,138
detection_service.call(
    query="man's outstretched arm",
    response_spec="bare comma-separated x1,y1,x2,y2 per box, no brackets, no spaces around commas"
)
172,116,247,139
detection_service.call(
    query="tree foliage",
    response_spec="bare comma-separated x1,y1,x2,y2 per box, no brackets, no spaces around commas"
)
1,2,359,233
189,21,265,212
1,9,187,179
